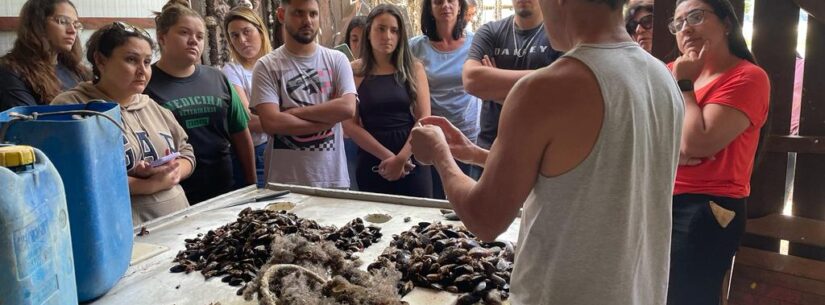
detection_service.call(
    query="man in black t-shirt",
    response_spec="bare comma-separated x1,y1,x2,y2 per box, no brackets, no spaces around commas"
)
463,0,562,150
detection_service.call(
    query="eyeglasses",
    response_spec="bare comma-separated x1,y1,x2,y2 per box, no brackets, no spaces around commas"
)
668,9,715,35
51,15,83,31
113,21,152,40
626,14,654,35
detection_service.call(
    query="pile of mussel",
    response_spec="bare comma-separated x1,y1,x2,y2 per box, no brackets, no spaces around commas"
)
369,222,515,305
169,208,382,290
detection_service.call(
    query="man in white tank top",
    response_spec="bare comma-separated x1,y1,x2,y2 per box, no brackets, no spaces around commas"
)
410,0,684,304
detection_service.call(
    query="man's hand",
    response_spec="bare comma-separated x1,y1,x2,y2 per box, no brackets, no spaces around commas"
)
417,116,480,164
482,55,497,68
411,122,452,166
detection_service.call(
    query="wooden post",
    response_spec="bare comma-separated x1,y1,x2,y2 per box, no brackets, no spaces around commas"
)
791,14,825,260
746,0,798,217
652,0,676,62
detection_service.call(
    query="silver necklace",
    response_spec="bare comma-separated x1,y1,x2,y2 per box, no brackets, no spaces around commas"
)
512,18,544,58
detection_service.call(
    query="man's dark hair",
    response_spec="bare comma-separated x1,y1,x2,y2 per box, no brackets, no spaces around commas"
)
420,0,468,41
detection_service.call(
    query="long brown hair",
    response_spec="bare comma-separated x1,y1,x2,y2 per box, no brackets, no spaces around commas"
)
0,0,89,104
358,4,419,103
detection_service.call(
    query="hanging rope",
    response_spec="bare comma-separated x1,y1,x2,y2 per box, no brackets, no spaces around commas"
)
254,264,328,305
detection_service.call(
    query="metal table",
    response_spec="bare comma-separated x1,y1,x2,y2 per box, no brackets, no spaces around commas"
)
90,184,521,305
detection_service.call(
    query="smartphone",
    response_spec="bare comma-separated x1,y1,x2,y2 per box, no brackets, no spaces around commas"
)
333,43,355,61
150,152,181,168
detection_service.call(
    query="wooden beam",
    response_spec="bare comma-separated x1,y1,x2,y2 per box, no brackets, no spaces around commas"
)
765,135,825,154
733,247,825,284
746,214,825,248
735,247,825,290
0,17,156,32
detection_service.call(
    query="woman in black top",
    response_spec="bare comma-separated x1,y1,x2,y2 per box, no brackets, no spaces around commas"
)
344,4,432,197
0,0,89,111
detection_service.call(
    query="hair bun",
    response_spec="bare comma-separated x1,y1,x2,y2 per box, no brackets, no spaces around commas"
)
163,0,191,11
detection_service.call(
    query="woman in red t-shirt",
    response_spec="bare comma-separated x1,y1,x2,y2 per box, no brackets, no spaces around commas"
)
666,0,770,304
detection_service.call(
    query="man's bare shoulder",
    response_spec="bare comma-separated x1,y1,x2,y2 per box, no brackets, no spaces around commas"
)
508,57,601,112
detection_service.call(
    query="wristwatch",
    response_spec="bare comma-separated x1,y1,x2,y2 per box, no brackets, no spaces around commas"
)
678,79,694,92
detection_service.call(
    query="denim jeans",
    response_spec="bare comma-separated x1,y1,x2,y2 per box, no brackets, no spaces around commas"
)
232,142,267,189
667,194,747,305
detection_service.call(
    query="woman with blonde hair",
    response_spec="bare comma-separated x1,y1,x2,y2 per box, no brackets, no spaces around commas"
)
222,6,272,187
145,0,255,203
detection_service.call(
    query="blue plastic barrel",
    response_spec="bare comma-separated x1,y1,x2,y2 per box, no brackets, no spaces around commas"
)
0,103,133,302
0,145,77,305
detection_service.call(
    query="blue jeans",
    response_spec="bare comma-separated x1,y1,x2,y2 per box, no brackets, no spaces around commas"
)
232,142,267,189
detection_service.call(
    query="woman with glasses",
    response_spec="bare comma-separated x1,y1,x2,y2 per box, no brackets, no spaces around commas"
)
145,0,255,204
52,22,195,225
0,0,89,111
221,6,272,188
666,0,770,304
625,2,654,52
410,0,480,199
345,4,432,197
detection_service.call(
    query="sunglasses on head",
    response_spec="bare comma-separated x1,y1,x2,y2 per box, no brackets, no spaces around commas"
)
112,21,152,40
626,14,654,35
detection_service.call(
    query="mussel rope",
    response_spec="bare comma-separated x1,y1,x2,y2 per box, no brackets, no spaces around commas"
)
256,264,328,305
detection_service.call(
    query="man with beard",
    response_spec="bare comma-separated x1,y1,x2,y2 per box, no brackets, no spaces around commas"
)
251,0,357,188
463,0,562,153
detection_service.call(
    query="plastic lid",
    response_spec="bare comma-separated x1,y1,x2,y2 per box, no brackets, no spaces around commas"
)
0,145,36,167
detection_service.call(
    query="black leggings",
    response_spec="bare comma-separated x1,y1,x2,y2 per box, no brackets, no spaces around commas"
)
667,194,747,305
